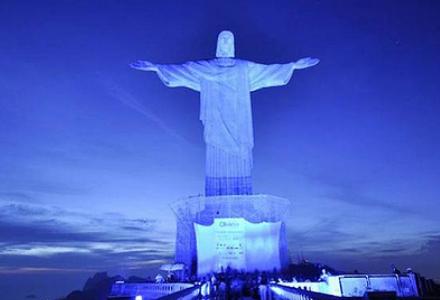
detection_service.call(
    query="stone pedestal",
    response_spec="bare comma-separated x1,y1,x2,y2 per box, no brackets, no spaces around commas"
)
170,194,291,275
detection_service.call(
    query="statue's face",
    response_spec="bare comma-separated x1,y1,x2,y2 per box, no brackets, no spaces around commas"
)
216,31,235,58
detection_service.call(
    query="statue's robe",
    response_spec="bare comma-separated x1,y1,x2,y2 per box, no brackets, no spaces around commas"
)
155,59,295,196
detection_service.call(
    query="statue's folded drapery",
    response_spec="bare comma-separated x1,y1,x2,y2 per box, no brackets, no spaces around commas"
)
155,59,295,196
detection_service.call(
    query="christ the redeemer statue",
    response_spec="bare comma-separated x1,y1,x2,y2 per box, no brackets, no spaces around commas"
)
131,31,318,196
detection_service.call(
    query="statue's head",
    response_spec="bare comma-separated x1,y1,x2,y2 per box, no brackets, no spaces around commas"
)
216,30,235,58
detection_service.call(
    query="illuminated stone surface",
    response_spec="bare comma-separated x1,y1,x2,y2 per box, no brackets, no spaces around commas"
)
131,31,318,196
170,194,290,274
131,31,317,275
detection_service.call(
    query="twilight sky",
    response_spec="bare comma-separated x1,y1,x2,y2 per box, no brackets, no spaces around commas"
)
1,1,440,299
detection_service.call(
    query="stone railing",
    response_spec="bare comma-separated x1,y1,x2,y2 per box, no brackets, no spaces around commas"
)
269,283,421,300
108,282,195,299
157,285,200,300
270,284,361,300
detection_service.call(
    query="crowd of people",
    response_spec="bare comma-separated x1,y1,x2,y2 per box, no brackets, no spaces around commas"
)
152,262,335,299
196,268,280,300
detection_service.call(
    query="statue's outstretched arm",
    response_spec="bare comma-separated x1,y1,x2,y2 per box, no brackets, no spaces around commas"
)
249,58,319,91
130,60,201,91
293,57,320,70
130,60,159,72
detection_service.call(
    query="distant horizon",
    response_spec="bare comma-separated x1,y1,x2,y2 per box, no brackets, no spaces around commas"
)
1,1,440,300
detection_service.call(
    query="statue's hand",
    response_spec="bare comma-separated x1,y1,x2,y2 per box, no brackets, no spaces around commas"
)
293,57,320,69
130,60,158,71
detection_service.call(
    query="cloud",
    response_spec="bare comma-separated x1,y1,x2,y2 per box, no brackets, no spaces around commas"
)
0,176,91,204
0,266,97,275
0,248,174,275
13,180,91,196
0,220,100,245
0,204,164,247
1,203,52,217
287,208,440,276
302,170,417,215
0,192,34,203
0,202,174,273
284,177,440,276
321,189,414,216
420,234,440,253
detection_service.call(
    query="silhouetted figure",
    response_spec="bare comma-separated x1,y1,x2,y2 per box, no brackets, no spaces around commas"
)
392,264,401,275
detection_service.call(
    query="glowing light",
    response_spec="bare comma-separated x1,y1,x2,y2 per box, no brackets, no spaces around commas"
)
0,246,91,256
135,295,143,300
195,218,281,274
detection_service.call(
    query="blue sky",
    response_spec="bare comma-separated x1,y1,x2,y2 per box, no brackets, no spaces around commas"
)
1,1,440,299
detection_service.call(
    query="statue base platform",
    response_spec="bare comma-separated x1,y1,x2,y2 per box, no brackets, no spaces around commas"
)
170,194,291,276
